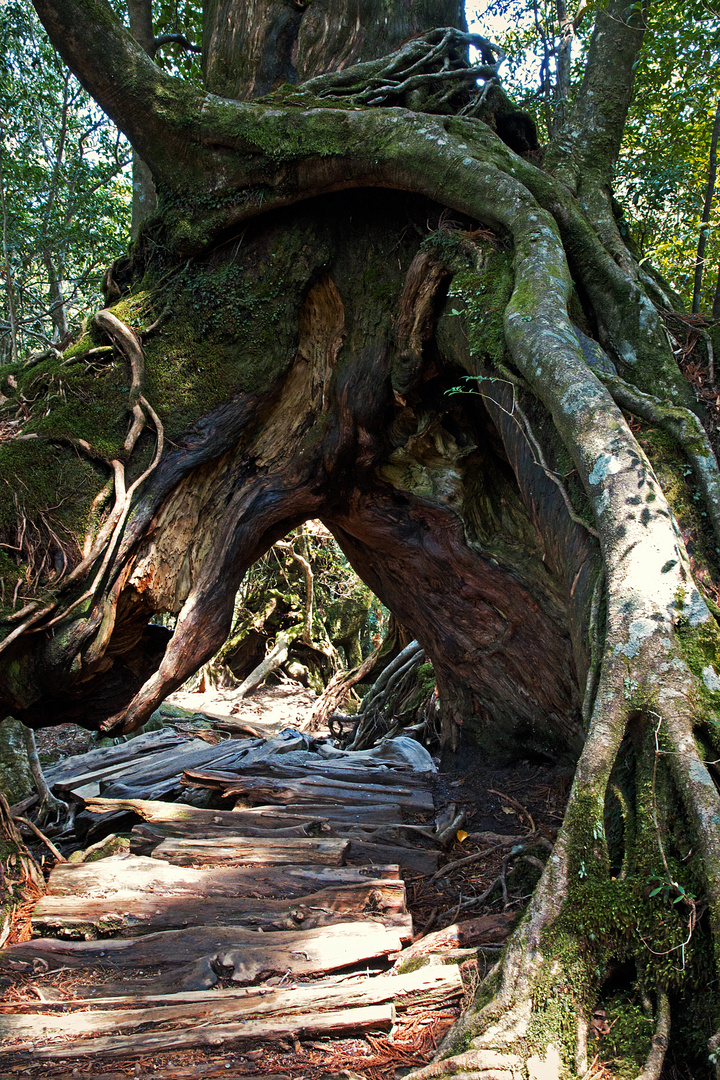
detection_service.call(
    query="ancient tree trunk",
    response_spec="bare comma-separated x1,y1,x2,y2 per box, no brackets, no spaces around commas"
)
3,0,720,1074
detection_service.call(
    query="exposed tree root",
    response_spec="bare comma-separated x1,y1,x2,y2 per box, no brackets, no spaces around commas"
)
636,988,670,1080
599,370,720,551
20,725,68,825
303,27,505,115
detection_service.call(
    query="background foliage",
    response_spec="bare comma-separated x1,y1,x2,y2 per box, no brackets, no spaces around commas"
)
0,0,131,363
469,0,720,311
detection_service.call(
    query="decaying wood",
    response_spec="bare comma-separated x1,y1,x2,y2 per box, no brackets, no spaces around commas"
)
84,795,408,828
31,880,407,937
27,1003,396,1058
127,821,333,854
43,730,192,785
52,738,243,798
1,966,460,1042
228,803,413,824
394,914,516,967
195,773,434,811
344,839,439,875
1,733,445,1063
223,759,428,787
0,962,461,1013
1,919,411,979
45,855,401,899
148,835,349,865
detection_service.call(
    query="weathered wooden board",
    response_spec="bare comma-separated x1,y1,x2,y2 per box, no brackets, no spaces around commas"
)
128,822,422,855
83,797,408,830
31,880,407,938
0,963,461,1014
187,773,434,812
128,823,321,856
149,836,349,866
45,855,400,900
1,920,411,979
203,760,429,788
345,840,440,875
393,913,517,964
44,730,191,784
53,739,241,796
28,1004,396,1059
0,966,460,1042
235,803,412,824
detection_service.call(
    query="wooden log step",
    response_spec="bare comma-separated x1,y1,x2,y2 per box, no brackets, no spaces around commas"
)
127,820,429,854
84,796,410,829
344,840,440,875
229,803,413,824
30,880,407,938
148,836,349,866
0,919,412,979
185,772,434,812
1,966,460,1046
45,855,400,900
214,760,431,788
24,1004,396,1059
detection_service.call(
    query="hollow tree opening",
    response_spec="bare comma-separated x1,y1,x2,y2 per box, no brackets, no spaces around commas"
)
3,0,720,1074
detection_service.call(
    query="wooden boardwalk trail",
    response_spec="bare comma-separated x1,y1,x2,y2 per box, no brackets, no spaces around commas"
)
0,728,512,1075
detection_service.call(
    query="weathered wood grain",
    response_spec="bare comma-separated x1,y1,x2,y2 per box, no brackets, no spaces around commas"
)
44,730,192,783
1,967,459,1043
208,760,429,788
85,795,407,826
45,855,400,899
186,772,434,812
392,914,517,969
1,920,411,979
30,880,406,937
149,836,349,866
29,1003,396,1058
344,839,439,875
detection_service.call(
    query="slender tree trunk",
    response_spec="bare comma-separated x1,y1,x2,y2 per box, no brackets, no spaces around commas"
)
0,150,19,364
692,100,720,314
41,251,70,344
552,0,572,135
127,0,157,236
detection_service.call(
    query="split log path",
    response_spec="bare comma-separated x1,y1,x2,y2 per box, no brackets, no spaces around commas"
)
0,728,513,1075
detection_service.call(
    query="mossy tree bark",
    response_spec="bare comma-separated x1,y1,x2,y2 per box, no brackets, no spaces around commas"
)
2,0,720,1073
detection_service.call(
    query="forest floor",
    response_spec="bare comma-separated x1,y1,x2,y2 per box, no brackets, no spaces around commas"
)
3,683,576,1080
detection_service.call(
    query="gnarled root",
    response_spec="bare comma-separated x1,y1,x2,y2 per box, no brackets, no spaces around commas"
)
21,725,69,826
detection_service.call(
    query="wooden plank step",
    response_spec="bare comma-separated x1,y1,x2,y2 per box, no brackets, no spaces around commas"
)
148,836,349,866
84,796,411,828
0,967,460,1043
0,963,462,1013
185,773,434,812
23,1004,396,1059
210,760,431,788
1,919,412,979
31,880,406,938
127,820,431,854
127,823,331,854
45,855,400,900
345,840,440,875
